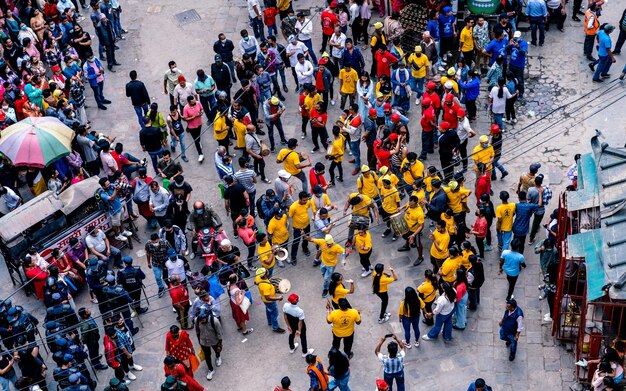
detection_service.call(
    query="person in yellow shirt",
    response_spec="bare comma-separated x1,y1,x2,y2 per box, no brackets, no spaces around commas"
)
359,165,380,200
399,195,425,266
329,272,355,309
372,263,398,323
495,190,516,251
233,111,248,150
377,166,399,190
400,152,424,186
443,180,471,215
302,86,323,138
439,246,461,283
255,267,286,333
424,166,441,196
307,234,345,297
472,135,495,180
458,18,475,66
440,68,460,94
460,240,476,271
344,193,379,247
327,126,346,186
417,269,439,326
277,138,311,192
440,208,457,237
355,226,374,277
379,178,401,241
430,220,450,272
213,111,230,154
256,232,277,275
338,64,358,110
398,287,426,348
407,45,430,105
288,191,313,265
268,209,290,249
326,298,361,357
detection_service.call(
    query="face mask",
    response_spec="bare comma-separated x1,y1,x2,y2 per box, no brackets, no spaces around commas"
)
220,38,225,42
482,143,488,148
49,23,55,29
2,106,8,110
176,201,183,206
514,38,520,42
289,15,296,20
171,67,179,73
243,36,249,41
195,209,204,215
20,26,26,31
175,182,183,187
152,243,160,249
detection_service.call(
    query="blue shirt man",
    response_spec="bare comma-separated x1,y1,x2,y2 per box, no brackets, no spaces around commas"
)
484,35,508,65
508,36,528,69
526,0,547,17
511,198,538,236
438,9,456,38
99,181,123,215
501,249,525,277
597,29,612,57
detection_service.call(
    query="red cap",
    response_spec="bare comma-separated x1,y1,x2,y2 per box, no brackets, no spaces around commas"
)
444,94,454,102
383,103,391,111
388,133,398,141
319,57,328,65
421,97,432,106
288,294,299,304
490,124,502,133
439,121,451,130
456,108,466,117
177,75,186,82
391,113,400,122
368,108,377,116
374,139,383,148
376,379,389,390
330,0,337,7
427,81,436,90
51,65,61,73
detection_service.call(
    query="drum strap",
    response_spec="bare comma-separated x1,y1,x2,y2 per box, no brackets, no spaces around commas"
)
306,359,329,390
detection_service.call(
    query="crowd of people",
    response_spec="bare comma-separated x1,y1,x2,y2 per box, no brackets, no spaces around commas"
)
0,0,624,389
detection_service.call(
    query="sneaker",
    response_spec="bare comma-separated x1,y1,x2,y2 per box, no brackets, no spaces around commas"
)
378,314,390,324
206,370,215,380
392,235,398,241
512,119,518,124
485,244,493,251
242,328,254,335
311,148,319,153
91,297,99,304
414,341,420,348
289,342,300,353
302,348,315,357
322,289,328,298
361,269,372,277
198,154,205,163
301,133,306,139
132,364,143,371
312,259,321,267
501,172,509,180
115,234,128,241
398,246,410,252
189,252,196,260
422,335,433,341
290,259,298,266
248,264,257,271
278,260,286,268
543,314,552,323
273,327,286,334
415,98,420,105
122,230,133,237
158,288,165,298
351,169,359,176
509,353,515,361
403,340,412,349
181,156,189,162
216,357,222,366
95,363,109,370
413,257,424,266
382,228,392,238
124,380,131,386
575,359,588,367
126,372,136,381
331,100,335,106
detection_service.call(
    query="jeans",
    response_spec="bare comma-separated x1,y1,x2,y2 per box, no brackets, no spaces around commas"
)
419,131,434,159
393,94,410,113
529,16,545,45
90,81,106,105
500,328,517,355
294,170,309,193
0,373,17,391
259,89,271,106
269,73,282,97
348,140,361,169
401,316,420,343
454,292,468,328
134,104,149,128
267,24,278,37
290,224,310,260
593,55,612,80
583,34,596,58
384,371,405,391
468,287,480,310
267,120,286,149
248,190,257,217
111,8,124,37
152,264,166,290
497,230,513,251
427,310,453,340
321,264,336,291
492,112,504,131
301,39,318,64
170,132,187,157
328,372,351,391
249,17,265,40
147,148,164,174
121,152,141,179
264,301,280,329
199,94,216,121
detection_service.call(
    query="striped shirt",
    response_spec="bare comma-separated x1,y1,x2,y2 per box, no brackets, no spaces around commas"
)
378,350,405,374
234,169,257,193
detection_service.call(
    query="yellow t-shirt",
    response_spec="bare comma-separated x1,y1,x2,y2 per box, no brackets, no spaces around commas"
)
411,189,426,208
348,193,372,216
354,231,372,254
401,158,424,185
303,93,322,113
327,308,360,337
440,76,459,94
339,68,358,94
380,186,400,214
277,148,302,175
472,144,495,171
460,26,474,51
289,200,312,229
268,214,289,245
496,203,516,232
372,272,395,293
311,193,332,213
359,174,379,199
407,53,430,79
398,298,425,317
213,114,229,141
330,134,346,163
424,175,440,193
331,283,350,304
257,241,275,269
460,249,473,271
440,256,459,282
417,280,437,303
312,239,345,266
377,174,398,191
233,119,247,149
444,187,471,214
404,205,424,232
440,213,456,235
257,279,276,303
430,230,450,259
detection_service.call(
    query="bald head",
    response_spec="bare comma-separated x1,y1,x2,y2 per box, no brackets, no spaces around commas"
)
246,124,256,133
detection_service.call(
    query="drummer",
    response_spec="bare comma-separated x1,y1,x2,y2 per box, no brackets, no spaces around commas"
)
398,195,426,266
400,152,425,190
379,178,401,242
254,267,286,334
343,193,380,248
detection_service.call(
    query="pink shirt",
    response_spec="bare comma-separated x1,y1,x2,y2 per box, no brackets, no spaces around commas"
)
183,102,203,129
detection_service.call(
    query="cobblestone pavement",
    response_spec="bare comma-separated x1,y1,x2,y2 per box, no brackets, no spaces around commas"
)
1,0,626,389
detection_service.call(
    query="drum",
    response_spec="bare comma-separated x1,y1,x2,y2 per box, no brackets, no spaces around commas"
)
270,278,291,293
349,214,371,229
325,143,334,159
260,142,270,156
274,247,288,262
389,212,409,236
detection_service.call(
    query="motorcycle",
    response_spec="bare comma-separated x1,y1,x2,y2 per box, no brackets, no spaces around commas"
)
195,227,224,272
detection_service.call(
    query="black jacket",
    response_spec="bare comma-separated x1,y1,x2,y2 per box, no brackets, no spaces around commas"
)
213,39,235,62
211,63,232,89
125,80,150,107
438,130,460,157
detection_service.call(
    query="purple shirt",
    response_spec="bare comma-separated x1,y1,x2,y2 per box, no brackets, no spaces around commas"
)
68,242,88,264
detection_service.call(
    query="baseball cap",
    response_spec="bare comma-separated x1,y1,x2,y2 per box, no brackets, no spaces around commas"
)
447,67,455,76
177,75,185,82
288,294,299,304
445,93,454,102
442,6,451,13
457,109,466,117
490,124,501,133
368,107,377,116
479,135,489,143
444,81,453,89
255,267,267,277
448,180,458,190
383,103,391,111
422,97,432,106
388,133,398,141
374,22,383,29
391,113,400,122
379,166,389,175
324,234,335,245
426,81,436,90
220,239,232,247
361,165,370,173
513,31,522,38
288,34,296,42
122,256,133,264
439,121,450,130
530,163,542,172
278,169,291,179
319,57,329,65
214,54,222,61
414,45,422,52
330,0,338,7
270,96,280,105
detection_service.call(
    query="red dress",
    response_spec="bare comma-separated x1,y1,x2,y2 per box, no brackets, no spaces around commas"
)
24,266,48,300
229,286,250,325
164,363,204,391
165,331,194,374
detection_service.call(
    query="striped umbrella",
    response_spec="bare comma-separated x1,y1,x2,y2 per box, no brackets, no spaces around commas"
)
0,117,75,167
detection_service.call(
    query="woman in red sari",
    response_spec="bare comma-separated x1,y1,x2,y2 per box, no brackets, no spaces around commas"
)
165,326,195,375
23,255,49,300
163,356,206,391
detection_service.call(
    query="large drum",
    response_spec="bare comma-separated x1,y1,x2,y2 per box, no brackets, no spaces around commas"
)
270,278,291,293
390,212,409,236
260,142,270,156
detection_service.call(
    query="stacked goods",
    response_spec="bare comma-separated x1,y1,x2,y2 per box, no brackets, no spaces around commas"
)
399,3,428,51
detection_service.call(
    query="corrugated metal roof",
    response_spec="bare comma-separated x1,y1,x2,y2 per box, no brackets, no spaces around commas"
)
565,153,599,211
0,190,65,242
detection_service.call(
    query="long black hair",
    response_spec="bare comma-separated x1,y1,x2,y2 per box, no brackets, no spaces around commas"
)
403,287,421,319
497,77,505,99
329,272,342,297
424,269,439,292
149,102,159,122
440,281,457,303
454,268,468,289
372,263,385,294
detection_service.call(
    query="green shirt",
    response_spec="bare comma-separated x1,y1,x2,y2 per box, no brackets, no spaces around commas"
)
194,76,216,97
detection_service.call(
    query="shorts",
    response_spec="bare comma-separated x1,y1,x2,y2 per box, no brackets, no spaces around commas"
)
110,210,123,226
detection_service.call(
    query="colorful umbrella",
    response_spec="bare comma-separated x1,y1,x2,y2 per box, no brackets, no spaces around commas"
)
0,117,75,168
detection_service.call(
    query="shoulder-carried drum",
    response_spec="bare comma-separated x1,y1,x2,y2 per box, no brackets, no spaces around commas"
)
390,212,409,236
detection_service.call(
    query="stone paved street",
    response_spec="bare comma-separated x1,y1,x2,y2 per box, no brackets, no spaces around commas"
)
1,0,626,389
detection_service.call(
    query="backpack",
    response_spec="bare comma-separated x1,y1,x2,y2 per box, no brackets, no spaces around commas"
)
256,197,266,220
132,178,150,203
94,188,109,212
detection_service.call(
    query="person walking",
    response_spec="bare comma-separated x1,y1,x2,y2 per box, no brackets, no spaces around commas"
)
499,299,524,361
165,325,196,375
326,298,361,358
78,307,109,371
182,96,205,163
467,255,485,311
125,70,151,128
306,234,345,297
452,269,469,331
255,267,286,333
305,354,329,391
527,174,552,244
145,233,173,297
511,190,541,254
417,270,438,326
372,264,398,324
327,347,351,391
194,305,223,381
592,24,617,82
500,238,526,300
422,281,456,342
282,293,315,356
398,287,425,349
375,334,406,391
